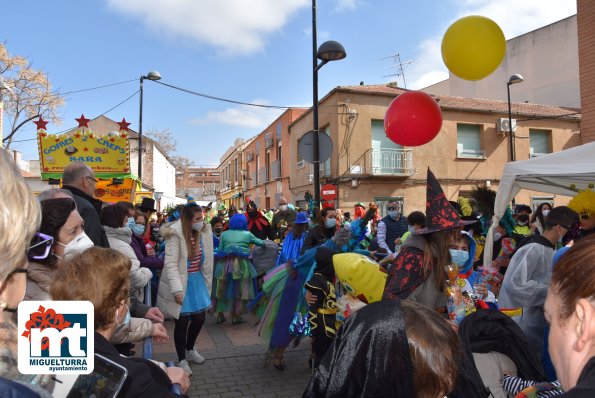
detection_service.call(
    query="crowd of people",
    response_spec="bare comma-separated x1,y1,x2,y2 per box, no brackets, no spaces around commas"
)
1,152,595,397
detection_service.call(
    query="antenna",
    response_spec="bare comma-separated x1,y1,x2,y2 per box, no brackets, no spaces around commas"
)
381,53,414,88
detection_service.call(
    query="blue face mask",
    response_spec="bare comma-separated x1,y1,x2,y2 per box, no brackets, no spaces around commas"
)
116,304,131,329
325,218,336,229
131,224,145,237
408,225,415,233
127,217,134,228
449,249,470,272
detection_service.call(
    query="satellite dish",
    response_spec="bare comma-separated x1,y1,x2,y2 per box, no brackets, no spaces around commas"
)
298,130,333,163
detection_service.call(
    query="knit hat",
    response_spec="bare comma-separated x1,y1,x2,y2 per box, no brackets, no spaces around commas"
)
416,168,476,234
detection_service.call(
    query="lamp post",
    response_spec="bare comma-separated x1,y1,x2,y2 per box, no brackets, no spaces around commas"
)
506,74,524,162
312,0,346,208
138,70,161,182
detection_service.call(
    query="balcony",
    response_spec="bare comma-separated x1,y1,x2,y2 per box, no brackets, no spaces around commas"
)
307,163,327,182
251,171,258,186
259,166,269,183
271,160,281,180
349,148,414,177
265,133,273,149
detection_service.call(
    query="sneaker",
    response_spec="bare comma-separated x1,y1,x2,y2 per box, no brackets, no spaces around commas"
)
185,349,205,364
178,359,192,375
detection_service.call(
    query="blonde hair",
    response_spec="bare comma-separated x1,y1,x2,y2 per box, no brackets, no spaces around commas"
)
0,149,41,280
51,247,131,329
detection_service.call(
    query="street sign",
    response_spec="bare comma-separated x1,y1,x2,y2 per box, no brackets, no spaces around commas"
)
298,130,333,163
321,183,338,200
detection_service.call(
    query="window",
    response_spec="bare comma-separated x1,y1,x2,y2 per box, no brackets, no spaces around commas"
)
457,124,484,158
529,129,551,157
323,126,331,176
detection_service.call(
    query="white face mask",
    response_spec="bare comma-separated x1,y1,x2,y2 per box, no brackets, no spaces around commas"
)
494,232,503,241
542,209,550,217
279,204,288,212
57,231,94,260
192,222,204,232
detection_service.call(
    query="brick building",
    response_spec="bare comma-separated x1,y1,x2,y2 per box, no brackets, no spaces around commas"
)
578,0,595,142
176,166,220,203
242,108,306,209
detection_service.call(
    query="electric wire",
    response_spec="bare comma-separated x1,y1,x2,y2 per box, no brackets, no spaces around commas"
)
8,89,140,143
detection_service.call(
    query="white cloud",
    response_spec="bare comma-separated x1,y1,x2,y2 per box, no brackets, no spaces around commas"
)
408,0,577,89
190,100,284,129
333,0,359,12
106,0,309,56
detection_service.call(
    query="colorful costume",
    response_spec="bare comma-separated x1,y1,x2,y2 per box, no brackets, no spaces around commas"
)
212,229,264,314
250,213,372,356
305,247,338,369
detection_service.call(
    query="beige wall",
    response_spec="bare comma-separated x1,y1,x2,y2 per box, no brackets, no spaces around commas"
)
423,15,580,108
290,90,581,216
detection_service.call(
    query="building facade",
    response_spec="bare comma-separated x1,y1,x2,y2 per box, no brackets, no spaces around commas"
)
578,0,595,142
423,15,580,109
289,84,581,217
176,166,220,203
217,137,254,210
242,108,306,209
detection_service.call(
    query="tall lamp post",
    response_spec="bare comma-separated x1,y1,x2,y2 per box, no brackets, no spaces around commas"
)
506,74,524,162
138,70,161,182
312,0,346,207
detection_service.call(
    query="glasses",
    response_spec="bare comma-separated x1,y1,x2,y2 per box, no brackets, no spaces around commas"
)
386,206,398,211
27,232,54,260
85,176,99,183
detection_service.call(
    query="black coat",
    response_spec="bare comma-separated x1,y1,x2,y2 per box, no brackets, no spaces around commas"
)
561,357,595,397
62,185,110,248
94,332,183,398
301,225,336,255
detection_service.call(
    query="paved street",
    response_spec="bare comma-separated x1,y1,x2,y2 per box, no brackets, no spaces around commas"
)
149,314,312,398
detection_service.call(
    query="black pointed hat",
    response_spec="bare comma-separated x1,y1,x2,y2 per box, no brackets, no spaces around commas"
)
416,168,476,234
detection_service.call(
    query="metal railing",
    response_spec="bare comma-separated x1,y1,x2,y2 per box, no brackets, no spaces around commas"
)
259,166,269,183
271,160,281,180
143,282,153,360
350,148,414,177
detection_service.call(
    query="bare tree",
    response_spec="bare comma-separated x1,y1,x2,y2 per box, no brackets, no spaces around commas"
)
145,128,195,191
0,43,64,148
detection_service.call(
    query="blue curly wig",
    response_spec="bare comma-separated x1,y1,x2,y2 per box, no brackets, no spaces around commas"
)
229,213,248,231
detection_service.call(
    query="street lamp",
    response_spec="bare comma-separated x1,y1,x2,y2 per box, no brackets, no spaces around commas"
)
312,0,346,207
138,70,161,182
506,73,524,162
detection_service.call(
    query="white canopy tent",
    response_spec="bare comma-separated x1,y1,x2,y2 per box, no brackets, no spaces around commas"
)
483,141,595,263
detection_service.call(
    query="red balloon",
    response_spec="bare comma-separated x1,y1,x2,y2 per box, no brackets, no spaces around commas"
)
384,91,443,146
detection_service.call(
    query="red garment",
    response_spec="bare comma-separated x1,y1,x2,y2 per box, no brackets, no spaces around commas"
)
245,212,269,232
382,246,426,300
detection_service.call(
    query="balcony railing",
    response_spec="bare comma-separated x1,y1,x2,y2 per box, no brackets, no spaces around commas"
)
259,166,269,183
349,148,414,177
251,171,258,186
271,160,281,180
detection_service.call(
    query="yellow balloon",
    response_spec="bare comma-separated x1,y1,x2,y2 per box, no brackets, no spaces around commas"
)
333,253,387,303
441,15,506,81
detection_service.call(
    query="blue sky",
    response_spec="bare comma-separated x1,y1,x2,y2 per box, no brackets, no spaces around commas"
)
2,0,576,166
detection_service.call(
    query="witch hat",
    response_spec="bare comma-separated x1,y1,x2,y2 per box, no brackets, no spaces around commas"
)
416,168,476,234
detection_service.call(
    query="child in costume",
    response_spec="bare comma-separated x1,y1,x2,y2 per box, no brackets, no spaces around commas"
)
305,246,338,370
212,213,265,325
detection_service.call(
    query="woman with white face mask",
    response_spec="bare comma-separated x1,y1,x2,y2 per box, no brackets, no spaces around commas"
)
25,198,92,301
157,204,214,375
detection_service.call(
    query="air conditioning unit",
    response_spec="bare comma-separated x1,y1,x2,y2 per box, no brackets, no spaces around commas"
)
497,118,516,133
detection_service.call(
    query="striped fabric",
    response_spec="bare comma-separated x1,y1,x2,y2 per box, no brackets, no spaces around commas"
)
501,375,563,397
188,235,203,273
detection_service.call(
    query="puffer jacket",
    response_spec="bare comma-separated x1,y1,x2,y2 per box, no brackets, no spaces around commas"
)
25,262,57,301
157,220,214,319
105,226,152,299
110,317,154,344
